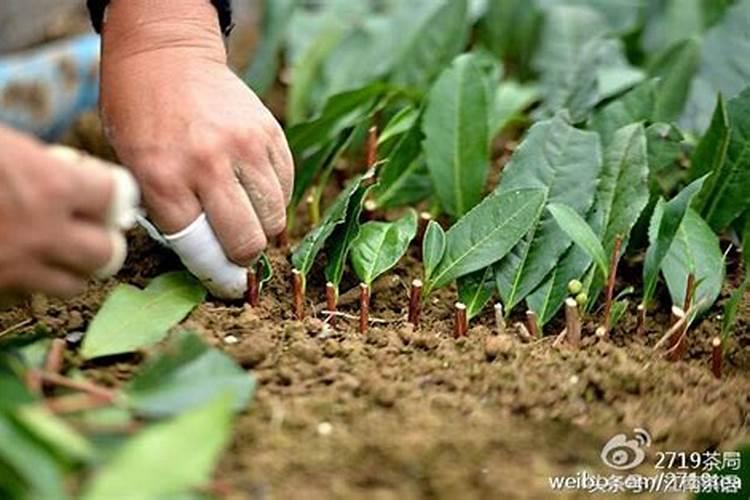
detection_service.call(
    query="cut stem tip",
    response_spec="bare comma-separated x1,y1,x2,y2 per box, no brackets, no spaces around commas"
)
292,270,305,320
454,302,468,338
408,279,423,328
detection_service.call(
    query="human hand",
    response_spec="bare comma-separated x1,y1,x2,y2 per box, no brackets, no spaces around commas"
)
0,127,139,306
99,0,293,299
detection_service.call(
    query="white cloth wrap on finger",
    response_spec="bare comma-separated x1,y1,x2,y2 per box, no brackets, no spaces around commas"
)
157,213,247,299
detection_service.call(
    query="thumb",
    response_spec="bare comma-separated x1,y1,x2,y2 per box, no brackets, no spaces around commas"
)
163,213,248,299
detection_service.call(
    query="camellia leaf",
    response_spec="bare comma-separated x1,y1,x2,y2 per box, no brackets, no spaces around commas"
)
292,175,365,277
692,88,750,232
660,209,724,313
643,176,707,304
378,106,419,149
324,182,374,288
490,80,539,138
82,396,233,500
547,203,608,279
689,95,730,182
646,122,685,174
423,53,490,218
81,272,206,360
14,406,94,462
389,0,469,90
648,38,701,123
422,220,446,283
243,0,297,95
457,266,495,320
494,116,602,312
124,332,254,418
681,0,750,134
427,188,546,294
350,210,418,286
588,79,658,146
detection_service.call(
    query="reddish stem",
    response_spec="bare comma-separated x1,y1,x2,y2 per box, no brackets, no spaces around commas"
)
366,126,378,169
526,310,539,339
408,279,423,328
246,269,259,307
43,339,66,378
636,304,647,337
565,298,581,349
45,393,114,414
292,270,305,320
711,337,722,379
454,302,467,338
35,371,116,402
669,273,696,361
326,282,338,328
603,236,623,334
359,283,370,334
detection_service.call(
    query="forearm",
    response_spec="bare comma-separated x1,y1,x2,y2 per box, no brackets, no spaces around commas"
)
100,0,227,64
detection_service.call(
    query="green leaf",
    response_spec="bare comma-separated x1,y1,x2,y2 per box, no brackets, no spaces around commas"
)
480,0,540,75
243,0,297,95
457,266,495,320
15,405,94,462
646,122,685,174
643,176,707,303
547,203,608,278
681,0,750,134
538,0,646,35
324,182,374,288
689,95,730,182
0,414,66,500
692,88,750,232
81,272,206,360
291,175,364,277
722,275,750,342
648,38,701,123
423,53,490,218
258,254,273,292
428,188,546,293
494,116,602,312
390,0,469,90
124,332,254,418
588,79,658,146
661,209,724,313
378,107,419,148
373,113,433,210
490,80,539,138
422,220,446,283
82,397,233,500
350,210,418,286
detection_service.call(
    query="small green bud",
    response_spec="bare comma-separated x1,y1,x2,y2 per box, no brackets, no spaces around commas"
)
575,292,588,307
568,279,583,295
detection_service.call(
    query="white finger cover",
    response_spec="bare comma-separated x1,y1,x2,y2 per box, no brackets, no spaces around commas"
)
163,213,247,299
94,231,128,279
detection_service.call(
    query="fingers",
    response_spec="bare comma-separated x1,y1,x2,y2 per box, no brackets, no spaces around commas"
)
234,157,287,237
6,264,87,299
265,122,295,204
43,222,116,276
199,163,266,267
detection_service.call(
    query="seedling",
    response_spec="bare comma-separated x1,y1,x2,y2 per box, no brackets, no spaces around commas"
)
454,302,468,338
366,126,378,169
667,273,696,362
292,269,305,320
526,310,539,339
408,279,423,328
43,338,66,381
494,303,506,336
565,298,581,349
711,337,723,379
416,211,433,252
602,236,623,334
246,269,259,307
636,304,647,336
359,283,370,334
325,282,338,328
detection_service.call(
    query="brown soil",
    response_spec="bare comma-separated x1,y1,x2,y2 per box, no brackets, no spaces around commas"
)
1,227,748,500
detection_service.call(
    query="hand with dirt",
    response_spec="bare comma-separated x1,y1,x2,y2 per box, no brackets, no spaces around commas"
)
0,126,139,307
98,0,294,299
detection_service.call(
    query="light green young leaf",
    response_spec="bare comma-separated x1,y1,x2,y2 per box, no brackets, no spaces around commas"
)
494,116,602,312
722,275,750,342
429,188,546,293
243,0,297,95
681,0,750,134
324,182,374,288
457,266,495,320
661,209,724,314
423,53,490,218
124,332,254,418
547,203,608,279
422,220,446,283
350,210,418,286
692,88,750,232
82,397,233,500
490,80,539,138
81,272,206,360
643,176,707,303
390,0,469,90
15,406,94,462
378,107,420,148
292,176,364,277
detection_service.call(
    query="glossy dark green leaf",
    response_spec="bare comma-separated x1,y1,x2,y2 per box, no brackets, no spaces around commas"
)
291,175,364,277
422,220,446,283
82,397,233,500
646,122,685,174
693,88,750,232
689,95,730,182
480,0,541,78
548,203,608,278
423,53,490,218
588,79,658,145
428,188,546,293
324,182,374,288
648,38,701,123
643,176,707,303
457,267,495,320
81,272,206,360
350,210,418,285
661,209,724,313
124,332,254,418
494,116,602,312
